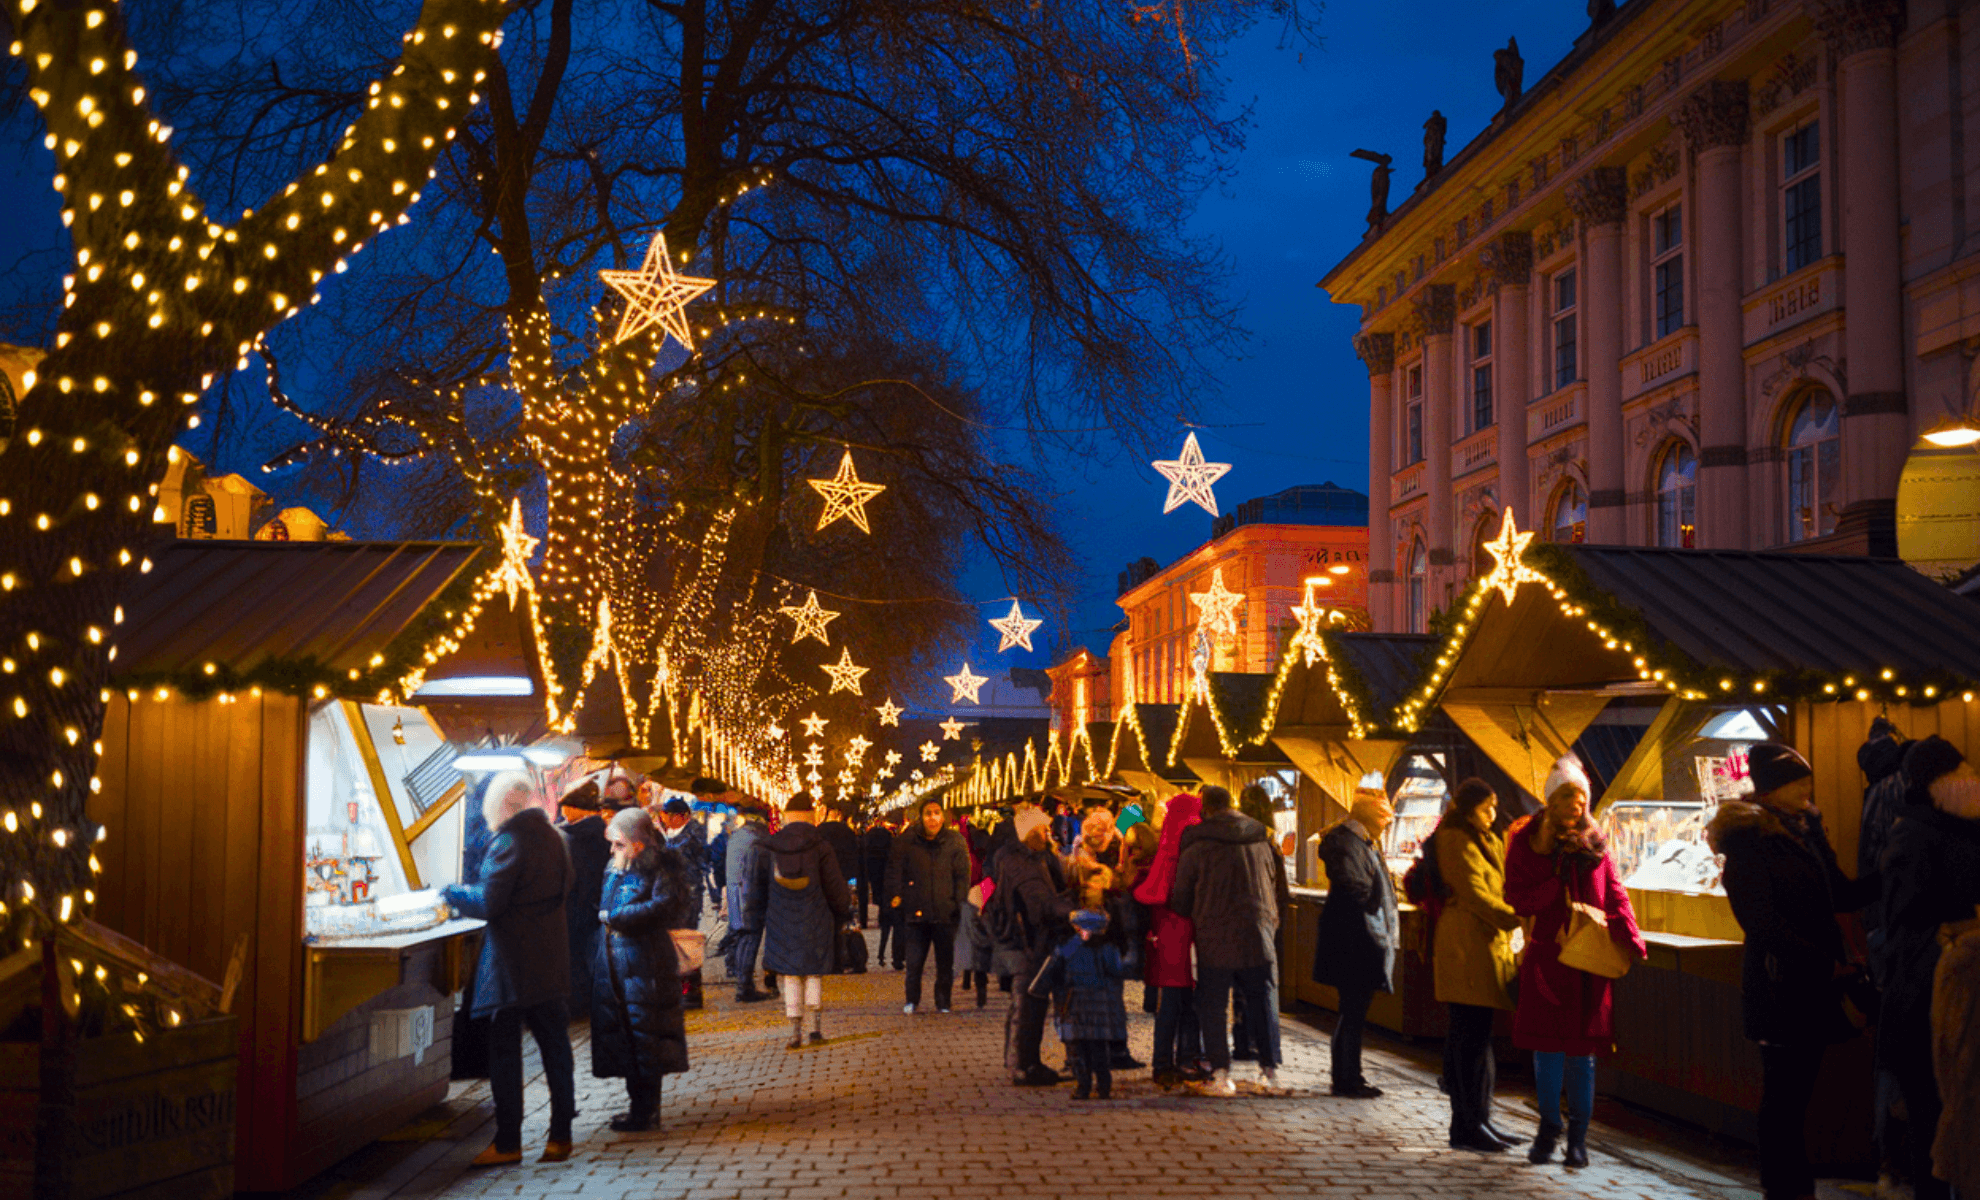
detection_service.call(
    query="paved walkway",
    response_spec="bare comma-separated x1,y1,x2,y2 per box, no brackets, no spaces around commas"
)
292,931,1789,1200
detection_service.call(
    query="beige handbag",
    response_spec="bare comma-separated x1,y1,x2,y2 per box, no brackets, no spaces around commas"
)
669,929,706,973
1556,900,1632,979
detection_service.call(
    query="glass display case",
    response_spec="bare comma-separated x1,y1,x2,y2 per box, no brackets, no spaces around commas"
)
1383,753,1449,879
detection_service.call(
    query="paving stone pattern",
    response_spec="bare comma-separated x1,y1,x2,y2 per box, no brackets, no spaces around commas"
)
294,928,1776,1200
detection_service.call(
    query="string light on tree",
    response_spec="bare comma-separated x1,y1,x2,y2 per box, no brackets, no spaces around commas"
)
597,231,715,350
875,697,903,726
1152,431,1231,516
777,589,839,645
819,647,869,695
807,449,886,533
944,662,988,704
988,600,1042,653
1189,566,1244,638
939,716,965,741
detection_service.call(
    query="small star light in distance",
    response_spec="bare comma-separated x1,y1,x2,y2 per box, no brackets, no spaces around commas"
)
989,600,1043,653
1189,566,1244,638
945,663,988,704
1152,431,1232,516
598,231,716,350
808,449,887,533
919,742,941,763
767,722,785,740
778,589,840,645
875,698,904,726
802,743,825,768
939,716,966,741
884,749,903,767
494,497,539,609
1481,508,1540,606
799,712,829,738
847,735,872,759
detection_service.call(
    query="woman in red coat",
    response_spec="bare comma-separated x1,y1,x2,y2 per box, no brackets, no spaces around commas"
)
1504,756,1646,1169
1133,792,1206,1086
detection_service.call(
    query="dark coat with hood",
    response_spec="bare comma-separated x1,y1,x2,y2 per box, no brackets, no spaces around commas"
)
1707,798,1875,1045
1168,807,1291,971
661,818,709,929
443,806,573,1017
987,841,1075,975
885,825,970,925
1857,727,1910,941
1312,819,1401,993
1879,802,1980,1045
590,848,693,1082
746,820,853,976
818,818,862,888
723,816,768,930
1029,935,1135,1042
560,813,610,1014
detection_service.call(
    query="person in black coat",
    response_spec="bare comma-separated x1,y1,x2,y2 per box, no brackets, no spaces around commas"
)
886,800,970,1012
556,780,610,1019
591,807,694,1132
1706,744,1878,1200
1878,737,1980,1200
747,806,854,1048
818,807,862,898
1312,792,1399,1099
862,817,899,952
441,773,577,1166
993,806,1077,1085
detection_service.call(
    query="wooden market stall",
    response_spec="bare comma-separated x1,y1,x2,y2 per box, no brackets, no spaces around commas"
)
86,539,548,1193
1417,540,1980,1162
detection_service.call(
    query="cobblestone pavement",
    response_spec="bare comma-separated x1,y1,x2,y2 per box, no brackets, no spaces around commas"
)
294,928,1794,1200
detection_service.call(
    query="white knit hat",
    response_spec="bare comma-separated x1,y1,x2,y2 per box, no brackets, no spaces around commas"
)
1013,807,1050,843
1543,755,1592,804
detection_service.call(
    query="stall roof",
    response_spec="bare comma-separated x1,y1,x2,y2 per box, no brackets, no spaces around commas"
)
114,540,482,677
1330,633,1438,716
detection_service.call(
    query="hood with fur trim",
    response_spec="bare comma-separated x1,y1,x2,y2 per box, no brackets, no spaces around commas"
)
1705,797,1807,854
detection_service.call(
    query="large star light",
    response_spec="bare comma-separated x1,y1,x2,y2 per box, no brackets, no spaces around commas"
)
875,698,904,727
1152,432,1232,516
820,647,870,695
939,716,966,741
1290,578,1335,667
799,712,829,738
1481,508,1541,606
808,450,887,534
1189,566,1245,638
598,232,716,349
988,600,1043,653
945,663,988,704
494,497,539,609
778,590,840,645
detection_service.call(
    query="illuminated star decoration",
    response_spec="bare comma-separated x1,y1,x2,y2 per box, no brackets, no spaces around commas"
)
802,743,825,768
767,722,784,741
875,698,904,726
799,712,829,738
919,741,941,763
1189,566,1244,638
877,766,894,781
1481,507,1541,606
988,600,1043,653
598,231,716,349
945,663,988,704
808,449,887,534
1152,431,1232,516
910,770,925,783
778,589,841,645
939,716,966,741
884,749,903,767
1290,579,1334,667
820,647,870,695
493,497,539,609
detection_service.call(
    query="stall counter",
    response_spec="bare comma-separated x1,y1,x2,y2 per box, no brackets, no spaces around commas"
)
1283,886,1444,1038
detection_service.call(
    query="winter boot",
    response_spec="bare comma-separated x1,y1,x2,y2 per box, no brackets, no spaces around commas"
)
1527,1120,1563,1165
735,977,771,1003
975,973,989,1008
1562,1118,1590,1168
785,1016,804,1051
806,1006,824,1045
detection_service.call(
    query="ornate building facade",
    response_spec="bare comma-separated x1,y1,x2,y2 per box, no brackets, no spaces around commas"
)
1321,0,1967,632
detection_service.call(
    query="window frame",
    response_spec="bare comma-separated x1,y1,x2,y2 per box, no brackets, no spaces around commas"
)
1550,268,1579,392
1469,320,1494,435
1782,391,1841,543
1403,361,1425,466
1781,120,1822,274
1549,479,1588,545
1650,201,1684,340
1654,441,1697,549
1406,538,1428,634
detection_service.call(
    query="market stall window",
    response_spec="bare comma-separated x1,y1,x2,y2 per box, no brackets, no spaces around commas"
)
1655,441,1696,548
1383,754,1449,879
1548,479,1587,544
1784,390,1841,542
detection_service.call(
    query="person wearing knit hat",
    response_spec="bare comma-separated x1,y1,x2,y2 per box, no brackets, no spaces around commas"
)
1877,736,1980,1200
1029,907,1134,1099
556,779,611,1020
992,799,1077,1086
1707,743,1878,1200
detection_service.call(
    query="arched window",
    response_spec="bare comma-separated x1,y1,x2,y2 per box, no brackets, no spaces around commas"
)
1784,391,1841,542
1471,513,1498,577
1407,539,1428,634
1655,442,1697,548
1549,481,1587,544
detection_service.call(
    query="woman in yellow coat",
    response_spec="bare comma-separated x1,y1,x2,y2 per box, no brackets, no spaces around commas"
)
1431,779,1523,1153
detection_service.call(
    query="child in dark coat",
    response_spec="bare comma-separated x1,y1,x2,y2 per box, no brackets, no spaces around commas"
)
1029,909,1135,1099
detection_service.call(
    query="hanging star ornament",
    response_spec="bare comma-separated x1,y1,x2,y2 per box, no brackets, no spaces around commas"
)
884,749,903,767
875,698,904,727
767,722,785,740
820,647,870,695
919,741,941,763
847,735,872,759
808,449,887,534
778,589,841,645
598,231,716,349
1189,565,1245,638
939,716,966,741
799,712,829,738
493,497,539,609
1481,507,1541,605
802,742,825,768
988,600,1043,653
1152,431,1232,516
1290,579,1336,668
944,662,988,704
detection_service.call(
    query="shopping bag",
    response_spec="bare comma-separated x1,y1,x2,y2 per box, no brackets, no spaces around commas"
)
1556,900,1631,979
669,929,706,973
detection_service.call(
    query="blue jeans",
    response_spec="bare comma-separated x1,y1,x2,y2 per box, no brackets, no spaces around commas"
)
1195,964,1280,1071
1152,985,1202,1071
1532,1050,1596,1128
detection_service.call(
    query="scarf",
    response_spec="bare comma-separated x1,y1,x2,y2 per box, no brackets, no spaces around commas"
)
1132,793,1203,908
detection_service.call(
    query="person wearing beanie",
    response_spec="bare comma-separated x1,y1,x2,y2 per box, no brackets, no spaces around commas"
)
1312,789,1400,1101
1706,742,1876,1200
991,800,1077,1085
653,795,710,1008
1876,736,1980,1200
1506,754,1645,1169
556,780,611,1019
886,799,969,1013
1027,908,1135,1099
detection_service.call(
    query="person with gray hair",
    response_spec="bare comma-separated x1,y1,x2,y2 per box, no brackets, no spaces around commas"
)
590,806,694,1132
443,771,578,1167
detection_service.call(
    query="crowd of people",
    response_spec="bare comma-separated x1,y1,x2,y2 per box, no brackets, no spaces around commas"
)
439,741,1980,1200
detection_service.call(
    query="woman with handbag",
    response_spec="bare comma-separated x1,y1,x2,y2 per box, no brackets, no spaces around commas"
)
1504,756,1646,1168
591,807,693,1132
1708,743,1880,1200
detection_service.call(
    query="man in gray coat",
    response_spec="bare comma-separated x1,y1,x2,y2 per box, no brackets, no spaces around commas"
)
442,772,577,1166
723,795,773,1002
1170,784,1292,1095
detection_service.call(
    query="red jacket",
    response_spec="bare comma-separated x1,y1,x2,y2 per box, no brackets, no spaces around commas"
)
1134,795,1203,988
1503,814,1646,1055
